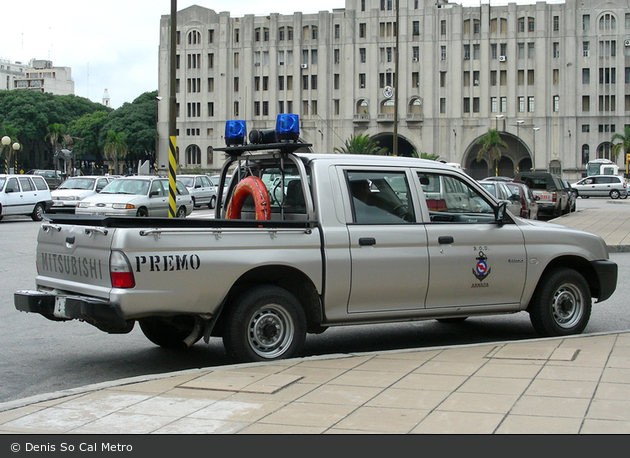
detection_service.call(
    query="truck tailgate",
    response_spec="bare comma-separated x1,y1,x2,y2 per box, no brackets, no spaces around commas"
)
35,221,114,298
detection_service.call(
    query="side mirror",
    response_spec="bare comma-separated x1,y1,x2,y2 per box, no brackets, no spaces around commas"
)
495,201,507,224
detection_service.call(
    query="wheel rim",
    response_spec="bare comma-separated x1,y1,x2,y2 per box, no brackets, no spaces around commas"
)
35,205,43,219
551,282,584,329
247,304,294,359
611,190,619,199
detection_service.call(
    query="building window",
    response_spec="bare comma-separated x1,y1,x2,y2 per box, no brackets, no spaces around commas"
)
311,75,317,90
518,96,525,112
359,23,366,38
412,72,420,88
334,24,340,39
528,43,535,59
464,44,470,60
518,43,524,59
441,20,447,36
491,97,497,113
553,16,559,32
413,21,420,36
599,13,616,31
334,74,340,90
583,14,590,31
278,76,284,91
553,95,560,112
518,18,525,33
583,41,590,57
186,145,201,166
473,44,480,60
440,46,447,61
360,48,366,63
334,49,340,64
553,42,560,58
302,75,309,90
207,77,214,92
582,96,590,112
440,71,446,87
440,98,446,113
334,99,340,115
412,46,419,61
359,73,366,89
582,68,590,84
500,97,507,112
463,98,470,113
473,97,480,113
528,18,535,32
528,97,535,112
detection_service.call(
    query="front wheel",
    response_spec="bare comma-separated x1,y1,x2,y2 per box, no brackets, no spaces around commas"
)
208,196,216,209
610,189,620,199
223,285,307,362
528,268,591,337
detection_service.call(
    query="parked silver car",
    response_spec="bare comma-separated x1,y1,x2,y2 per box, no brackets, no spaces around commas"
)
76,176,193,218
178,174,217,209
571,175,628,199
48,175,116,214
478,180,522,217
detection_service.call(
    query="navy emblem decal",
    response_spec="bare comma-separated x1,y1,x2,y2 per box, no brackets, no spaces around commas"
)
473,250,491,282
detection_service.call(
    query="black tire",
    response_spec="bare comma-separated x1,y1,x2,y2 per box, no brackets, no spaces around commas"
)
139,316,201,349
136,207,149,217
176,206,187,218
208,196,216,209
610,189,620,199
31,203,45,221
223,285,307,362
528,268,591,337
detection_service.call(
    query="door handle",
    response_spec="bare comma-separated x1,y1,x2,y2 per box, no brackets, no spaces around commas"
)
438,236,454,245
359,237,376,246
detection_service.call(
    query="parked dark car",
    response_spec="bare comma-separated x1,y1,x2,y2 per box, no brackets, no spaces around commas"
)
513,172,570,218
26,169,63,190
563,180,578,211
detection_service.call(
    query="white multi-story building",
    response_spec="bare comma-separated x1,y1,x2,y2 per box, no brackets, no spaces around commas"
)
157,0,630,180
0,59,74,96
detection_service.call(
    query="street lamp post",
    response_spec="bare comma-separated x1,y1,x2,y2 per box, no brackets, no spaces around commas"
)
532,127,540,171
516,120,524,173
12,141,20,174
495,114,504,131
1,135,11,174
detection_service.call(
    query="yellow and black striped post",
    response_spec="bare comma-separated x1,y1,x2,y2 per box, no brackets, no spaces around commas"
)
168,135,177,217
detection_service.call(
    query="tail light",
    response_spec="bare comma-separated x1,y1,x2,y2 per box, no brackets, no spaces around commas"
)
551,192,557,202
110,251,135,288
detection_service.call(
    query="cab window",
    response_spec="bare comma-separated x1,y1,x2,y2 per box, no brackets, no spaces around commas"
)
346,170,415,224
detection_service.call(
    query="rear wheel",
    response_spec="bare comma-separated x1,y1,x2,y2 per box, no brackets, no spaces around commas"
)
139,316,202,349
176,206,187,218
529,268,591,337
31,203,45,221
223,285,307,362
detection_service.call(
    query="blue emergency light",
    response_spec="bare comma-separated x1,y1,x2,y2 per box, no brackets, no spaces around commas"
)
225,120,246,146
276,114,299,142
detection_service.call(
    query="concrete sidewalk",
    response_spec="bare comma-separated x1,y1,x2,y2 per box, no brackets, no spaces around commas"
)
1,206,628,434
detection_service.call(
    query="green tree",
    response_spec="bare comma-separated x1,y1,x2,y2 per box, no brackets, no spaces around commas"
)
99,91,158,168
0,90,110,169
333,134,389,155
611,125,630,165
476,129,508,177
68,111,109,166
103,130,128,174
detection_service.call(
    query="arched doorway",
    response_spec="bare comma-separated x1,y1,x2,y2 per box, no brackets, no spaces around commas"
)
464,132,531,179
371,133,416,157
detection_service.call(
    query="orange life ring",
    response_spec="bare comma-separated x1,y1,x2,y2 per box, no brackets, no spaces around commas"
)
225,176,271,220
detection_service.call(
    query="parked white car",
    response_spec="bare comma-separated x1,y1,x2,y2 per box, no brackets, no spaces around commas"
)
0,174,52,221
76,176,193,218
571,175,628,199
178,174,217,209
48,175,116,214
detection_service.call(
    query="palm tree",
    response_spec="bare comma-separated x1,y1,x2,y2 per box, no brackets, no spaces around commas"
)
103,130,129,174
333,134,389,155
476,129,508,177
45,123,67,161
611,126,630,166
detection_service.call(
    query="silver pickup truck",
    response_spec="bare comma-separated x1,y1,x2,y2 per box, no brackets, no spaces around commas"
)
15,117,617,363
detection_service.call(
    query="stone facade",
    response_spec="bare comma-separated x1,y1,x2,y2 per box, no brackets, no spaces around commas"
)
157,0,630,180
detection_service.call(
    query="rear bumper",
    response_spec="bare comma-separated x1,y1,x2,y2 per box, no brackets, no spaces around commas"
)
591,260,617,302
14,290,130,332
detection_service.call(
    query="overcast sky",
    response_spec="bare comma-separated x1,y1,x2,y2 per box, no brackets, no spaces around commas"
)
1,0,546,109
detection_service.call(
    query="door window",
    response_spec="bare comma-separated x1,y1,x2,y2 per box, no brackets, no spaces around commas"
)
346,171,415,224
18,177,34,191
